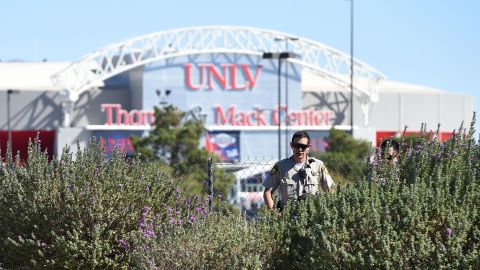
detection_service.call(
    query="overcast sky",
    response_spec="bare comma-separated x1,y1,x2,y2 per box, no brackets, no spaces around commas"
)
1,0,479,132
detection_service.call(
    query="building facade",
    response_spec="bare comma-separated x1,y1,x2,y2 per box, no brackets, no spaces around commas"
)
0,26,474,162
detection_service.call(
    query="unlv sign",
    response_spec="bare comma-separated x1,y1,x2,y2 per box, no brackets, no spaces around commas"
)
185,63,262,90
214,105,333,127
99,104,332,128
101,104,154,126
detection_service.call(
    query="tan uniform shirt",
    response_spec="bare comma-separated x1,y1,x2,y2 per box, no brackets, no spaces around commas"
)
263,156,334,208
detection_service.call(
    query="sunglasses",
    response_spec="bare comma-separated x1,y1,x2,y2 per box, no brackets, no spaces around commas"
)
291,142,311,150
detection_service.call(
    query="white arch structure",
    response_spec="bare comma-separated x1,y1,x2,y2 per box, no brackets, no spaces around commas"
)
52,25,386,127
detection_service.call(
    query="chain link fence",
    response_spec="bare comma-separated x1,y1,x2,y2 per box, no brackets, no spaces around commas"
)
217,158,276,218
168,155,371,219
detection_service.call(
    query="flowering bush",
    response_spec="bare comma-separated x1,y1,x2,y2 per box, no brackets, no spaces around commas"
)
1,118,480,269
269,120,480,269
0,138,179,269
127,201,285,270
126,120,480,269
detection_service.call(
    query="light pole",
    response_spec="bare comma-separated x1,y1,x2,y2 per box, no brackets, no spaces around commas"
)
6,89,20,151
262,52,298,161
262,52,282,162
347,0,354,134
274,37,299,158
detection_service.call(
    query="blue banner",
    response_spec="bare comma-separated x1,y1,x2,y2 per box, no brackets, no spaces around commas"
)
205,131,240,162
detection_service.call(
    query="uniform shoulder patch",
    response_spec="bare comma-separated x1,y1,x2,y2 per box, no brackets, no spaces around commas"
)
270,164,279,176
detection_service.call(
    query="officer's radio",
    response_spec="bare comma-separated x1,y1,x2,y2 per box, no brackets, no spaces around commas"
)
298,168,307,180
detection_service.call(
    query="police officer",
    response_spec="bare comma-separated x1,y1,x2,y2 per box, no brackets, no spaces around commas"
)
380,138,399,165
263,131,335,210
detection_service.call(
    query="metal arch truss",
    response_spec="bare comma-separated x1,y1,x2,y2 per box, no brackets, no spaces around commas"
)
52,25,386,125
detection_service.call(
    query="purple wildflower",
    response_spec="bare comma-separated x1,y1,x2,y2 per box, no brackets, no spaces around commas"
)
188,215,196,224
195,207,202,213
446,228,453,238
200,204,209,217
118,239,128,248
168,218,175,225
137,219,146,229
142,206,151,217
143,229,155,238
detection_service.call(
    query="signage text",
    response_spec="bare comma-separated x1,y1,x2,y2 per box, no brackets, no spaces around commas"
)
185,64,262,91
214,105,333,127
99,104,333,127
101,104,155,125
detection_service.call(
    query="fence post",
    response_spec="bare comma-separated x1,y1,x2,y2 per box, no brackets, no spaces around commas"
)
207,156,213,211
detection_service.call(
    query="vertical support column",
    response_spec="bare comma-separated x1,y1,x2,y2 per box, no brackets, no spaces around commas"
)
61,101,73,127
6,89,20,154
7,90,12,149
59,90,79,127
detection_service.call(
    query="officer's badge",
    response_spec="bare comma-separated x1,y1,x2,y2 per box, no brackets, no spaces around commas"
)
270,164,279,176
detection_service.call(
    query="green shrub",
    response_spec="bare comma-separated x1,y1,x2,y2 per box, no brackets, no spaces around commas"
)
131,104,236,199
128,120,480,269
2,119,480,269
271,121,480,269
128,202,286,270
0,138,179,269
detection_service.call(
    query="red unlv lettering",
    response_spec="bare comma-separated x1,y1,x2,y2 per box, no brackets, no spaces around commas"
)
185,64,262,91
101,104,154,125
100,104,332,127
214,105,332,127
214,105,267,126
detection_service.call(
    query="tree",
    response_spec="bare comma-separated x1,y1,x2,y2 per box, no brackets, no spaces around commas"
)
131,105,235,198
325,127,371,158
309,128,371,184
